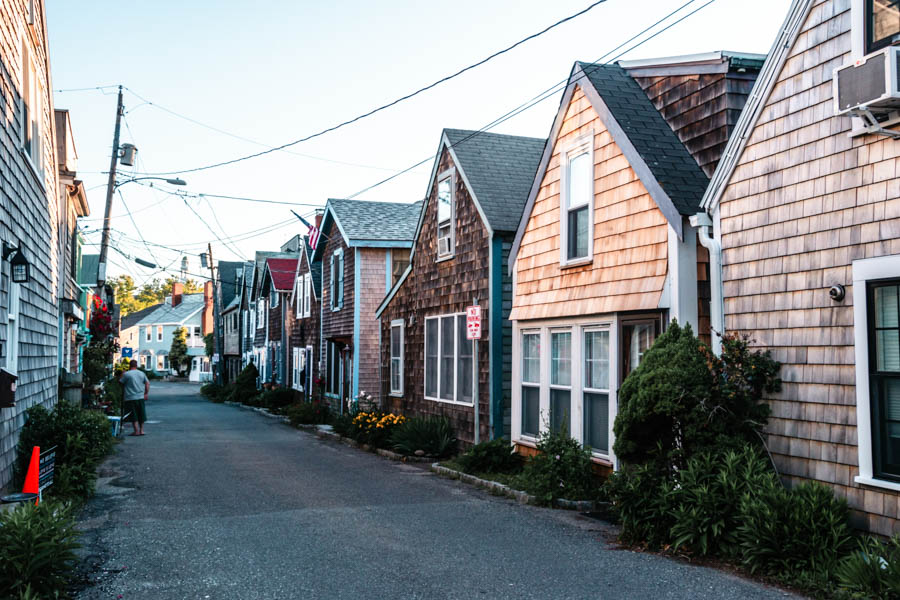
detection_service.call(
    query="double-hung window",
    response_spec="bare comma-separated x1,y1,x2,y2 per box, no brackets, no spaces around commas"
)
560,136,593,265
145,326,151,342
521,332,541,438
436,171,455,259
583,329,610,454
303,273,311,317
424,313,473,404
157,325,163,342
296,275,304,319
390,320,404,396
866,0,900,53
256,301,264,329
20,39,42,174
391,249,410,286
550,331,572,434
870,281,900,480
330,250,344,310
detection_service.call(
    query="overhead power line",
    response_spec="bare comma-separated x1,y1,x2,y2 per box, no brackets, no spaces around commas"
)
128,0,610,176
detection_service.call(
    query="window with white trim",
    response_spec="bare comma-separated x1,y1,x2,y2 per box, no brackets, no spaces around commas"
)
20,38,42,173
256,299,265,329
292,347,304,391
330,249,344,310
550,330,572,434
303,273,311,317
156,325,163,342
295,274,304,318
583,329,610,454
424,313,472,404
521,332,540,438
436,172,455,258
390,320,404,395
145,326,151,342
866,0,900,53
5,281,20,374
271,289,279,308
560,136,593,265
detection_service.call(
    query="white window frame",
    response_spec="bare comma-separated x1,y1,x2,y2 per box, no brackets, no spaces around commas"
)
5,281,21,374
156,325,163,342
853,255,900,491
295,274,304,319
303,273,311,317
511,316,618,465
145,326,151,342
423,313,472,406
390,319,404,396
848,1,900,134
559,133,594,267
436,168,456,260
582,326,612,458
330,249,344,311
256,299,265,329
292,347,302,391
549,328,574,436
20,36,43,179
520,329,542,441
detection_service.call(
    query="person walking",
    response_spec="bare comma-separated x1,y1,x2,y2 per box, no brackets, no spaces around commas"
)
120,359,150,436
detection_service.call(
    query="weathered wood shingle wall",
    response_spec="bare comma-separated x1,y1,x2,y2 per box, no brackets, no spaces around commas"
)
715,0,900,534
380,148,492,446
510,86,670,321
357,248,385,404
0,0,60,488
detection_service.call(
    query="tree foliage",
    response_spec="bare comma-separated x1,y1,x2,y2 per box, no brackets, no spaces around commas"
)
169,326,189,375
112,275,204,316
612,321,780,471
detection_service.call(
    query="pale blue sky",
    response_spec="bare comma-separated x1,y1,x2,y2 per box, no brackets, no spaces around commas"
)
47,0,789,283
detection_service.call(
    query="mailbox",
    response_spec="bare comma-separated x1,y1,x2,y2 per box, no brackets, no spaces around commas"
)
0,368,17,409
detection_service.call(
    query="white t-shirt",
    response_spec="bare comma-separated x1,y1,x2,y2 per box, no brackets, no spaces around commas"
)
120,369,149,401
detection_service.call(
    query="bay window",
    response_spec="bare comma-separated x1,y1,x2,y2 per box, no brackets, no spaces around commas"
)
424,313,473,404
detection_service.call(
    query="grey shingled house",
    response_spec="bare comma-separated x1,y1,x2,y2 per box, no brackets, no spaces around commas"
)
312,198,422,411
376,128,545,446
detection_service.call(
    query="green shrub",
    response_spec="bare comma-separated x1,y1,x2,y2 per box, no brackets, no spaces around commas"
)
514,428,598,506
389,416,456,458
836,535,900,599
669,446,777,557
286,400,331,426
605,460,677,548
737,479,853,578
230,363,259,404
0,501,81,598
15,403,113,502
258,388,294,410
348,412,406,448
613,323,779,472
331,413,353,437
200,383,224,401
456,438,521,474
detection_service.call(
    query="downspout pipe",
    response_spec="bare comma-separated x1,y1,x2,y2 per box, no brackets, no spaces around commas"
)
690,213,724,356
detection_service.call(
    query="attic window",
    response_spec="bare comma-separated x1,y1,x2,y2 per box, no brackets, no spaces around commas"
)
436,170,455,259
560,135,594,266
868,0,900,53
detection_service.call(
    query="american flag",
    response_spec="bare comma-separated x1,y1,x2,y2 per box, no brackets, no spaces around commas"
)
291,210,320,250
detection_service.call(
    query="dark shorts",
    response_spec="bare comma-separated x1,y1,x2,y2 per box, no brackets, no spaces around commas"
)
124,399,146,423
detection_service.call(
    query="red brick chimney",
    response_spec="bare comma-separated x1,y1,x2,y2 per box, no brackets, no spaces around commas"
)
202,280,214,335
314,209,324,229
171,282,184,307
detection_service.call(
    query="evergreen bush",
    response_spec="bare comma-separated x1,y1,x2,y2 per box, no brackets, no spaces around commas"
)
286,400,331,425
258,388,294,410
835,535,900,599
455,438,522,474
613,322,779,472
229,363,259,404
605,460,677,548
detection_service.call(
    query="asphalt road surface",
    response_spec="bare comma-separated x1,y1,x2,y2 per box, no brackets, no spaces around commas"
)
74,382,796,599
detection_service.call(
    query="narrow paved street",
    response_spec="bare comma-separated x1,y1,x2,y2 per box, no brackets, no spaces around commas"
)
75,383,793,599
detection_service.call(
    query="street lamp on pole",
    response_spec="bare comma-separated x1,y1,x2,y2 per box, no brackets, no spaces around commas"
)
114,176,187,189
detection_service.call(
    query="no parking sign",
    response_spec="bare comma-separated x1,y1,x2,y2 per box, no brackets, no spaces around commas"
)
466,306,481,340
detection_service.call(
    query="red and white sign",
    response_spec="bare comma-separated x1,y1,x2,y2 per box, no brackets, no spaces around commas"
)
466,305,482,340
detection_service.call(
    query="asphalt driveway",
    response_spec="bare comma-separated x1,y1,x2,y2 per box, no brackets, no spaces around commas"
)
74,382,795,599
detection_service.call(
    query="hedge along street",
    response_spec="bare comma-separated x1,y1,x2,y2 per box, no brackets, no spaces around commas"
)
74,382,798,599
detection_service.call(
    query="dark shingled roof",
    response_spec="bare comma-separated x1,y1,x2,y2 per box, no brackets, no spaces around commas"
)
577,62,709,216
121,303,161,330
443,129,546,232
218,261,246,308
329,199,422,243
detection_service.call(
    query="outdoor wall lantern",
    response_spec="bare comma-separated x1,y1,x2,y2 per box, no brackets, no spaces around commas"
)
2,242,30,284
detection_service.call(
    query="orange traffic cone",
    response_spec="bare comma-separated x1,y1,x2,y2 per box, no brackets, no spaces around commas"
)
22,446,39,504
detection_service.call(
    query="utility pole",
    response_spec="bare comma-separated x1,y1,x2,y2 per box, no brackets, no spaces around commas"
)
97,85,124,291
207,243,222,385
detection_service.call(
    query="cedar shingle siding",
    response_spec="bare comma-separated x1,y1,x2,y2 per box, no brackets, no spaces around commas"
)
713,0,900,535
0,0,60,488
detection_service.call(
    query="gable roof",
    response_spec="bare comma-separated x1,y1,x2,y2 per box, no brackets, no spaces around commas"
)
577,62,709,217
120,303,161,330
251,251,295,300
131,293,205,326
312,199,422,262
264,257,299,292
238,262,255,307
701,0,813,213
508,61,713,275
442,129,546,233
218,260,246,308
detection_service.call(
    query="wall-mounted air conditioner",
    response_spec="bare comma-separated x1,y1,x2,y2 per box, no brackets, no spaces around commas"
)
833,46,900,116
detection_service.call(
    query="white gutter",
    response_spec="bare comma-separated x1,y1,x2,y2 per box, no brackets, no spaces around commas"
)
690,213,724,355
